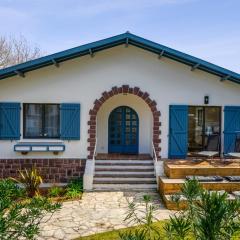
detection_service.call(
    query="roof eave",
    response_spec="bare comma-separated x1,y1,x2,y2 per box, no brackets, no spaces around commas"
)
0,32,239,83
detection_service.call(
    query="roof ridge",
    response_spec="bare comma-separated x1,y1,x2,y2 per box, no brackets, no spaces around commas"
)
0,32,239,83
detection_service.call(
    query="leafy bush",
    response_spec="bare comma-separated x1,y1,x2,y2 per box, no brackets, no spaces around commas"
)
164,215,191,240
0,179,61,240
12,168,43,197
120,180,240,240
65,178,83,199
164,179,240,240
48,186,64,198
0,178,25,199
119,195,161,240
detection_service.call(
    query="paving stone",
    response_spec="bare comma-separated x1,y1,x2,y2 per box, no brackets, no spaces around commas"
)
37,191,173,239
53,229,65,239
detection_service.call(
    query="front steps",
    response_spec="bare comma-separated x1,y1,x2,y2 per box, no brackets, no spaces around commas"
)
93,157,157,191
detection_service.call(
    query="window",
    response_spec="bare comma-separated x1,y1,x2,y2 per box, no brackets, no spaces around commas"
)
23,104,60,139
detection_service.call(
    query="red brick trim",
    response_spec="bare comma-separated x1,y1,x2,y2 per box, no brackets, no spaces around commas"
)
88,85,161,159
0,158,86,183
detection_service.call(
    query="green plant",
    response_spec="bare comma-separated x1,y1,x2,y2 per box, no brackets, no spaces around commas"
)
164,214,191,240
194,190,240,240
165,179,240,240
65,188,82,199
0,178,25,199
65,178,83,199
0,179,61,240
12,168,43,197
119,230,146,240
119,195,161,240
48,186,64,198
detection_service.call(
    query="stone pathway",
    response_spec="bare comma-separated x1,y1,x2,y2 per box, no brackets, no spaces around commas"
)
38,191,173,240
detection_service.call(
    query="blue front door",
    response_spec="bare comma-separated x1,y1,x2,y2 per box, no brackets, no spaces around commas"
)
108,106,139,154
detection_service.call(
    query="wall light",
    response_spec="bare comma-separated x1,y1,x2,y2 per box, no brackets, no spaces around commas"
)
204,95,209,105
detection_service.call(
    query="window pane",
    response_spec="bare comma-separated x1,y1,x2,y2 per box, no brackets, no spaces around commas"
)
25,104,43,137
188,107,204,152
44,105,60,138
188,106,221,154
204,107,220,148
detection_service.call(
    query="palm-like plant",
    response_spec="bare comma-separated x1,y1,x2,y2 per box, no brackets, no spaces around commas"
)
12,168,43,197
194,191,240,240
165,179,240,240
164,214,191,240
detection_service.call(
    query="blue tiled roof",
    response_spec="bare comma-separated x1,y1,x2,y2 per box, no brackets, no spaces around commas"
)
0,32,239,83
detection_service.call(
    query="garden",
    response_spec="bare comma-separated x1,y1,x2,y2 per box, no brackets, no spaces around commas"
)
0,167,83,240
78,179,240,240
1,169,240,240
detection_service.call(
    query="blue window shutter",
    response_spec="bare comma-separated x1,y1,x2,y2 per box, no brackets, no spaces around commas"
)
169,105,188,159
224,106,240,154
0,102,21,140
60,103,80,140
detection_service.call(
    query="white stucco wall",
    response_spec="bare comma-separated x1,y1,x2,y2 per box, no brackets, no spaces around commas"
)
0,45,239,159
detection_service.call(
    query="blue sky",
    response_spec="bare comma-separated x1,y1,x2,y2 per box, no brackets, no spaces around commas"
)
1,0,239,72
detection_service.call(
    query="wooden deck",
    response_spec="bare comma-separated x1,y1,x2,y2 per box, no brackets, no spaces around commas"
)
164,159,240,178
159,176,240,195
160,159,240,210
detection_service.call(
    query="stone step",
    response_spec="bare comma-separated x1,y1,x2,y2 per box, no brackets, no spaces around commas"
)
93,183,158,190
95,165,154,171
94,172,155,178
93,177,156,184
95,160,154,166
95,154,152,160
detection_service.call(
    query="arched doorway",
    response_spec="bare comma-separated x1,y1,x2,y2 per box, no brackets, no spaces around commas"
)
88,85,161,159
108,106,139,154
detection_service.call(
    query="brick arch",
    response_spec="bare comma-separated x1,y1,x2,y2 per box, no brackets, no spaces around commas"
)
87,85,161,159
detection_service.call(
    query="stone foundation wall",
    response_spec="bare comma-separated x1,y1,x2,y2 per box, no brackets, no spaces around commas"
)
0,158,86,183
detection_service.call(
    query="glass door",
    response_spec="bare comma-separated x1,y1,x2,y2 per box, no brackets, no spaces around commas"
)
188,106,221,155
108,106,139,154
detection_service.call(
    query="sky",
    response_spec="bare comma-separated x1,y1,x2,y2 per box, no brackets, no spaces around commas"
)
0,0,239,72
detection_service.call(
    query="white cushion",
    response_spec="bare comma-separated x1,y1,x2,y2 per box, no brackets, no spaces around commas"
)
197,151,218,157
228,152,240,158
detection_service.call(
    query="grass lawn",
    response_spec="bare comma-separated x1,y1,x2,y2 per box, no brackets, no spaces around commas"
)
77,220,240,240
76,221,166,240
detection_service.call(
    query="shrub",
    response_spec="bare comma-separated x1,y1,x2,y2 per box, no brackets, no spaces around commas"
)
12,168,43,197
119,195,161,240
120,180,240,240
0,179,61,240
165,179,240,240
65,178,83,199
0,178,25,199
48,186,64,198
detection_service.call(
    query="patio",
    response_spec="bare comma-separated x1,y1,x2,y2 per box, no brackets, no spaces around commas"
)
38,191,172,240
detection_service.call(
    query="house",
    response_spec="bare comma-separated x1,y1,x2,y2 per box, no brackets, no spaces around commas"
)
0,32,239,191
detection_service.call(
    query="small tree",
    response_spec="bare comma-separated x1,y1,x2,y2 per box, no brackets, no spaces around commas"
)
0,179,61,240
0,35,42,69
